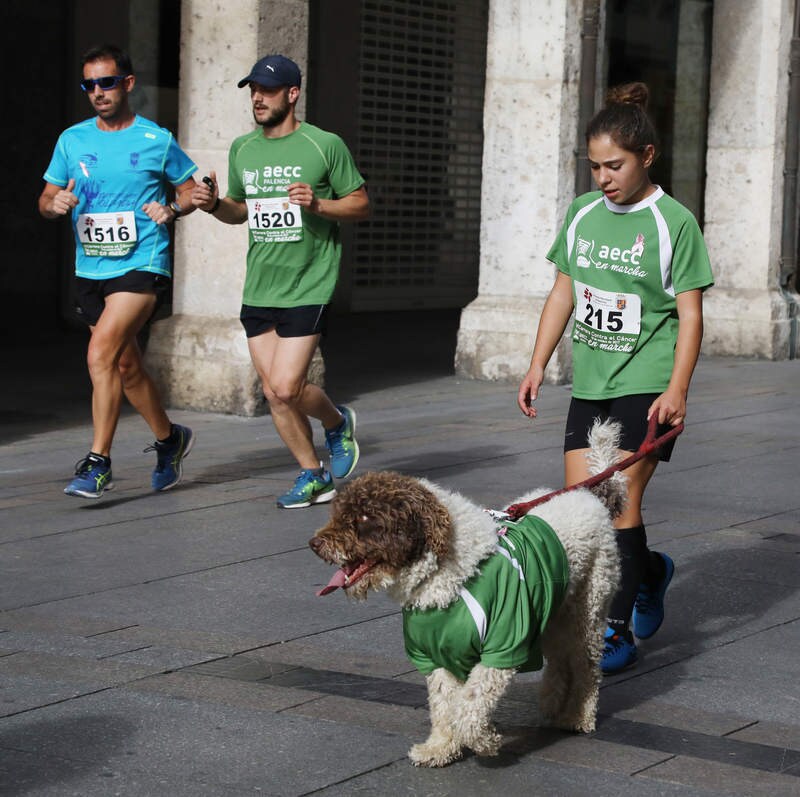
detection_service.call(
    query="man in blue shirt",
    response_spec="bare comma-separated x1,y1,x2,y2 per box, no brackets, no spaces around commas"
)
39,44,198,499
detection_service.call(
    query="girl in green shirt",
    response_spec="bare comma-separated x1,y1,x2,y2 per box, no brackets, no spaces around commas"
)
517,82,714,674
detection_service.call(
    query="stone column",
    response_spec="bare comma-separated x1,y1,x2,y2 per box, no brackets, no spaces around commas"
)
672,0,711,221
146,0,311,415
455,0,582,383
702,0,799,359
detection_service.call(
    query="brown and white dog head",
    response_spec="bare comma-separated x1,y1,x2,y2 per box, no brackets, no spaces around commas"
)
309,471,452,599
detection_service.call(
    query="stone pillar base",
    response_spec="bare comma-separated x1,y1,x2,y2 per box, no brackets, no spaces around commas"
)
455,295,572,383
703,288,800,360
145,314,325,416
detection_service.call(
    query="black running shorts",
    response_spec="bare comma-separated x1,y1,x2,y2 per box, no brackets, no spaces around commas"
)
239,304,329,339
564,394,676,461
74,270,170,326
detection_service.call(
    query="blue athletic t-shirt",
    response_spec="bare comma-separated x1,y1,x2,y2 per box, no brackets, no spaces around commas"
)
43,115,197,279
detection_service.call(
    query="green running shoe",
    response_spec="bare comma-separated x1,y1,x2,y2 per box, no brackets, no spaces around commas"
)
325,405,359,479
277,468,336,509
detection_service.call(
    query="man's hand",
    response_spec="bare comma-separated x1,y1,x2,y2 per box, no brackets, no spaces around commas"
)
142,201,176,225
50,179,79,216
286,181,316,210
191,170,219,212
286,183,370,221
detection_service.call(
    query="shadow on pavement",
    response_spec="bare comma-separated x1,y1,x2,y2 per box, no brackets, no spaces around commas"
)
0,310,462,446
322,309,460,400
0,713,134,795
600,538,800,723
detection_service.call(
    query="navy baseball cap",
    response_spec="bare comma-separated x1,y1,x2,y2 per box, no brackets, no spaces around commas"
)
237,54,302,89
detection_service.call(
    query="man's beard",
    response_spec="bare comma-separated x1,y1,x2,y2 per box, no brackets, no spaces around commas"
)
256,101,291,129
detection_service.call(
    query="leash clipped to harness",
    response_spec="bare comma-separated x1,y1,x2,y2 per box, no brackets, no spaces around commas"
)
503,416,684,521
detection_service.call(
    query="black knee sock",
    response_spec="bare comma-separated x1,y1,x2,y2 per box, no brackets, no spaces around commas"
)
643,549,667,588
608,525,649,637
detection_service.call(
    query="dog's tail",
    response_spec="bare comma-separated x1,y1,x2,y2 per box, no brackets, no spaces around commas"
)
585,419,627,518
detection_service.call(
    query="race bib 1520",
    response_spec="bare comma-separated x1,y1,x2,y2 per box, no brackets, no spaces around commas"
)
246,197,303,243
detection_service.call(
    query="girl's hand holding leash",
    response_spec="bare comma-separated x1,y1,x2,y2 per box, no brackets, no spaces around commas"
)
648,386,687,427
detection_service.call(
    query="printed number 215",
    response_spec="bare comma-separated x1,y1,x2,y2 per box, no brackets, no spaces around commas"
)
583,303,623,332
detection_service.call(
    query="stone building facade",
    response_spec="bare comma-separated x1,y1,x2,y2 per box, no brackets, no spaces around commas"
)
145,0,799,414
15,0,795,414
456,0,800,383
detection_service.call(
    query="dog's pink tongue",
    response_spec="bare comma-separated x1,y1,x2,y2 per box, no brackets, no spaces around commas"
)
317,568,348,596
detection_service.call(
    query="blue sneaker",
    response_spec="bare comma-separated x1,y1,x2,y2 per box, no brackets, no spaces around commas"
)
325,405,359,479
146,424,195,492
601,627,638,675
64,454,114,499
633,552,675,640
277,468,336,509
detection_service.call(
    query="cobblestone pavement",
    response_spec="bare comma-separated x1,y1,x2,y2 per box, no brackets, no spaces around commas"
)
1,334,798,795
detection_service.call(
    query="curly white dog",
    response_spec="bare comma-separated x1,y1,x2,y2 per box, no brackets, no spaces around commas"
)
309,420,624,767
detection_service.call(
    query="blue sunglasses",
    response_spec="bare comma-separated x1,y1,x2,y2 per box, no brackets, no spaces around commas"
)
80,75,128,92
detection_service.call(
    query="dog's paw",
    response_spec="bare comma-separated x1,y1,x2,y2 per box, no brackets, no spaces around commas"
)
468,728,503,757
408,741,462,768
539,693,564,722
548,714,595,733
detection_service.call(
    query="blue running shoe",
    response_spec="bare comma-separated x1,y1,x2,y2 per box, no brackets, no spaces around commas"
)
601,627,638,675
64,453,114,499
325,405,359,479
146,424,195,492
633,552,675,639
277,468,336,509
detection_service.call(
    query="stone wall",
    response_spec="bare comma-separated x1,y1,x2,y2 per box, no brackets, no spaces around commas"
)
702,0,799,359
455,0,583,384
146,0,315,415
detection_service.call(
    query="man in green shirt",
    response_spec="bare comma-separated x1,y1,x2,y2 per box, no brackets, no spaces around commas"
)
193,55,370,508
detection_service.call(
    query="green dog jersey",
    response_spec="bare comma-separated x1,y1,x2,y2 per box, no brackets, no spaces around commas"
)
547,188,714,399
227,121,365,307
402,516,569,682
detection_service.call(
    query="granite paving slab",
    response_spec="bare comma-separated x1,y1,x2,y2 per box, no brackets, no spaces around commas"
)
1,354,799,796
0,690,410,795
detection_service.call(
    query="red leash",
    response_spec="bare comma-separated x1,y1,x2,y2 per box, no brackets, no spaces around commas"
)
504,415,684,521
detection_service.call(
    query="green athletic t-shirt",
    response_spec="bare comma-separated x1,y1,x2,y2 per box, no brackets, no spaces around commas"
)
547,188,714,399
227,122,365,307
402,516,569,682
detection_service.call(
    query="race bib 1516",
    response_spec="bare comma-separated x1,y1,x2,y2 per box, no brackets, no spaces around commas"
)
77,211,137,257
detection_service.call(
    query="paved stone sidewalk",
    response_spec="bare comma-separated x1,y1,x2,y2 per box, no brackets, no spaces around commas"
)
0,351,798,795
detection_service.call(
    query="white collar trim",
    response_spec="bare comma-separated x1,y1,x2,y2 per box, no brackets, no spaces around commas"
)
602,185,664,214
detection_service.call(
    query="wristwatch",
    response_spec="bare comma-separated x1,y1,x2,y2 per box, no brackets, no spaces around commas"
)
169,201,182,218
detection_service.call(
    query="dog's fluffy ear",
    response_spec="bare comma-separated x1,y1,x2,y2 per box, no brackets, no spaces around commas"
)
394,475,452,561
419,492,452,560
